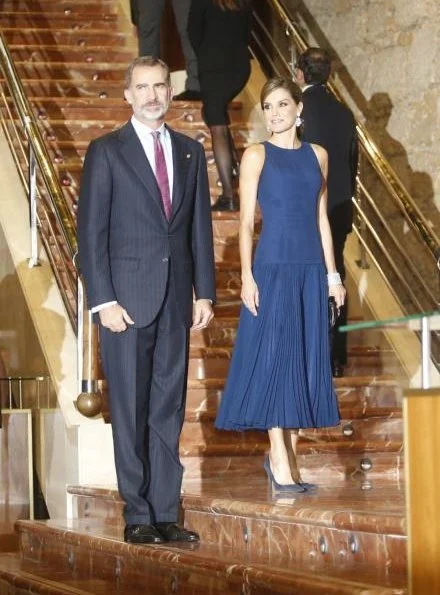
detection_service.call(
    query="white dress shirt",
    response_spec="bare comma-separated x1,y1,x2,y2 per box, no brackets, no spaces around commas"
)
91,116,174,314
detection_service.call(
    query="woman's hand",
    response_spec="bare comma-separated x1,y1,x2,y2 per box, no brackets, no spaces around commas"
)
241,274,259,316
329,283,346,310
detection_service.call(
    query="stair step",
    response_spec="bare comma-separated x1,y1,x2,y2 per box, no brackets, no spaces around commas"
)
0,15,119,29
14,519,406,593
1,30,128,47
33,121,248,147
182,483,407,575
187,344,403,379
188,345,397,358
0,553,132,594
181,451,404,482
182,406,402,442
67,479,407,577
2,0,117,12
15,80,130,98
179,421,403,457
185,385,401,422
8,91,245,122
195,313,399,354
23,101,249,128
185,381,402,419
37,154,237,194
13,64,126,81
187,356,402,379
9,47,133,64
187,375,400,390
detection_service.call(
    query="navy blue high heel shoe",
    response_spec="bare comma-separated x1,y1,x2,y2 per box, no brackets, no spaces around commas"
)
263,457,306,493
299,481,318,490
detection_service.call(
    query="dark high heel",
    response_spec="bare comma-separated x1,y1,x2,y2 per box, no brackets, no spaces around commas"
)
263,456,306,493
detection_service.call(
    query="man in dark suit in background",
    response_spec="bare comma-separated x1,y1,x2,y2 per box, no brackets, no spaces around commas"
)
130,0,201,100
77,56,215,544
296,48,358,377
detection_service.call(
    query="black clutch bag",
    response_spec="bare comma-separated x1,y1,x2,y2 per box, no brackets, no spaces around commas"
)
328,297,340,330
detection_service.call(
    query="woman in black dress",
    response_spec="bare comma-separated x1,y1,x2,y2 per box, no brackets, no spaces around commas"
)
188,0,252,211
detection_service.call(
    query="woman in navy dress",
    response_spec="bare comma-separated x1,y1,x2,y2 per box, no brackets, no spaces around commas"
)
215,77,346,491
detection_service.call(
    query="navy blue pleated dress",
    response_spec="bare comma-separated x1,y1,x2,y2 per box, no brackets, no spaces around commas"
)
215,141,340,430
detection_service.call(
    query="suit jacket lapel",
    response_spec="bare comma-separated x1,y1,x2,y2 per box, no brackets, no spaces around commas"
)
168,126,191,223
117,121,166,219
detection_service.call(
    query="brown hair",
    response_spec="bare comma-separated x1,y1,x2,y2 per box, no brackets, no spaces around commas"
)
125,56,171,89
213,0,251,10
260,77,302,108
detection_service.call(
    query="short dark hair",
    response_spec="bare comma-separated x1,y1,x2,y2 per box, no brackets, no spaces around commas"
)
260,76,302,108
125,56,171,89
297,48,331,85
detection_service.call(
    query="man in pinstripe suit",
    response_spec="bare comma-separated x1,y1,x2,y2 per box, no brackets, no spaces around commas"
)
78,56,215,544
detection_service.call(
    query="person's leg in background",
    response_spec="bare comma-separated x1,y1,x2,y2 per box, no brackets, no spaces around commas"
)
136,0,165,58
129,0,139,28
331,229,348,376
206,66,250,211
171,0,201,99
210,124,238,211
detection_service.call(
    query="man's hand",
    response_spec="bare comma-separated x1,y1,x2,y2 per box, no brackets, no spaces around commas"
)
99,303,135,332
191,299,214,330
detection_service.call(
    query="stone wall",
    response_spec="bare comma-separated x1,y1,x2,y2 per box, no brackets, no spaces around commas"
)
285,0,440,227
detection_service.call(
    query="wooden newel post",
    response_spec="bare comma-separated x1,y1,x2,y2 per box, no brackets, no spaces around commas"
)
404,387,440,594
404,314,440,593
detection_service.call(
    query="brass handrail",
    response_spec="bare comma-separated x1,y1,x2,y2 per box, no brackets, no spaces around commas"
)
0,32,77,260
0,375,52,410
256,0,440,264
0,32,104,416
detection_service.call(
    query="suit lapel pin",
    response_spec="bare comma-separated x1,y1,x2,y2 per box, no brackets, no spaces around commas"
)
186,153,191,159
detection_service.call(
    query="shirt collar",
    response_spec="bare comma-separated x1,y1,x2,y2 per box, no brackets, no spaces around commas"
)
131,116,167,139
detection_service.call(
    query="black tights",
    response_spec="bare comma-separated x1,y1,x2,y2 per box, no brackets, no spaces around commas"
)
210,125,238,199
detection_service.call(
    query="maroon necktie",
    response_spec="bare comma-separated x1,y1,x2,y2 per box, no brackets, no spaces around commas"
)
152,130,172,220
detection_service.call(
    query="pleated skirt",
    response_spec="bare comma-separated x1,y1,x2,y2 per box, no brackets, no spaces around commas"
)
215,262,340,430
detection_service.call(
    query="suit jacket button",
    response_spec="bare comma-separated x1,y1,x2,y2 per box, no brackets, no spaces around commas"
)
162,257,169,262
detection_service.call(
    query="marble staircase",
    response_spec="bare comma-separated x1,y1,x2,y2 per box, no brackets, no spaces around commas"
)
0,0,408,592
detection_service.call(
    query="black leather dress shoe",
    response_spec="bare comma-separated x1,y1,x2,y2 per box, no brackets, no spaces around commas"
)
124,524,165,544
211,195,239,212
173,89,202,101
155,522,200,542
332,363,344,378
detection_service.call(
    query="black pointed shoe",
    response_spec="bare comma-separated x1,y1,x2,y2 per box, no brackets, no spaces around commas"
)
155,522,200,542
211,195,239,212
332,362,345,378
124,523,165,544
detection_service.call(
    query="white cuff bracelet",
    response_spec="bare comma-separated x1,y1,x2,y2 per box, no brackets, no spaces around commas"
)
327,272,342,286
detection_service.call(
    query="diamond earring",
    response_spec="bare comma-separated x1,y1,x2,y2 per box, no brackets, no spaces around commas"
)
295,115,303,127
